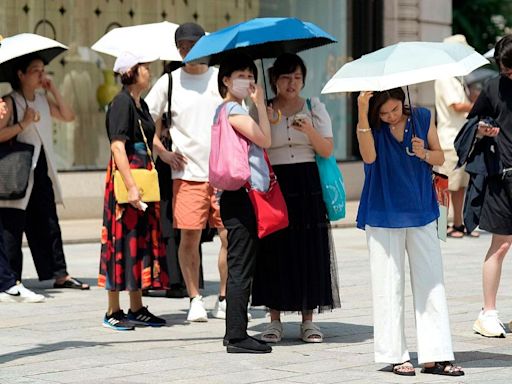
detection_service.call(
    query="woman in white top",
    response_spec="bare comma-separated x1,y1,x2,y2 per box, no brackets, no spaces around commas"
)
0,54,89,290
251,53,341,343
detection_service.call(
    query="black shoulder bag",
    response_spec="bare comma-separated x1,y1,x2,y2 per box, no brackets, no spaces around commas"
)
0,95,35,200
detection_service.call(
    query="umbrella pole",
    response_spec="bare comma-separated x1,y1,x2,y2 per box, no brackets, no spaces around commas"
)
405,85,418,157
260,58,268,102
406,85,416,137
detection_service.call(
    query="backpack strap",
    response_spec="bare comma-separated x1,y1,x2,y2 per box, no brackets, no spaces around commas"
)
166,72,173,129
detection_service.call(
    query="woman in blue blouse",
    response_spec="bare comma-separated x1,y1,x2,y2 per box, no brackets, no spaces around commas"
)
356,88,463,377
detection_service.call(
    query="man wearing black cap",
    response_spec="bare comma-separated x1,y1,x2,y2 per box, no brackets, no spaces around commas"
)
146,22,228,323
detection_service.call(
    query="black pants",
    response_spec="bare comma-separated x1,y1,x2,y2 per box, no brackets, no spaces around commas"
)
0,219,16,291
0,150,68,281
220,188,259,341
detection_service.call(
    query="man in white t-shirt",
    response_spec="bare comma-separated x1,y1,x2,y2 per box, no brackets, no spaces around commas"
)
145,23,227,322
434,34,477,238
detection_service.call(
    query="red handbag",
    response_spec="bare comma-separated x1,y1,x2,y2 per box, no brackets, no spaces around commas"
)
245,151,289,238
433,171,450,208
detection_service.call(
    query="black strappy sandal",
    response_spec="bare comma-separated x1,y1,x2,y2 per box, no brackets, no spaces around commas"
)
421,361,464,376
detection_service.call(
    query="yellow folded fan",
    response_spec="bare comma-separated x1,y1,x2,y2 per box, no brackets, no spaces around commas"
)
113,168,160,204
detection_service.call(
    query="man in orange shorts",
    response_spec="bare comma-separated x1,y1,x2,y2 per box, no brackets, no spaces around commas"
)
146,23,228,322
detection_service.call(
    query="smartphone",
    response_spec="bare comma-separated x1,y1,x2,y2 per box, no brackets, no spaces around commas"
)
292,113,308,125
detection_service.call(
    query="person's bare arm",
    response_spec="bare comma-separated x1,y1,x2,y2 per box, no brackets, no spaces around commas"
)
46,75,75,122
450,102,473,113
411,114,444,166
111,140,141,208
356,91,377,164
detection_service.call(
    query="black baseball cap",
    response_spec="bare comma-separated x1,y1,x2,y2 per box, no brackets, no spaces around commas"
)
175,22,205,44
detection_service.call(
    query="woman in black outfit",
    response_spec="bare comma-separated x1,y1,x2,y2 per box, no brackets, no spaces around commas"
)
99,52,172,330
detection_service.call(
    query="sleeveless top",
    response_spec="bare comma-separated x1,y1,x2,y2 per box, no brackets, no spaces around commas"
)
356,107,439,229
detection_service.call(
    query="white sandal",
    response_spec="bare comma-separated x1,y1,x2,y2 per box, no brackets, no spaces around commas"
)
300,320,323,343
260,320,283,343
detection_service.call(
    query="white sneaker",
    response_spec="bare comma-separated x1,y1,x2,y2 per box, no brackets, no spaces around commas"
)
187,295,208,322
211,297,226,319
0,282,46,303
211,297,252,321
473,309,506,337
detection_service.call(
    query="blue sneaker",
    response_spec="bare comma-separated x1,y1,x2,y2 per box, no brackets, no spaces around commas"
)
103,310,135,331
127,306,166,327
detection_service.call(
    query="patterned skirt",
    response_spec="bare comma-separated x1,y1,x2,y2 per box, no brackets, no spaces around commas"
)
98,147,169,291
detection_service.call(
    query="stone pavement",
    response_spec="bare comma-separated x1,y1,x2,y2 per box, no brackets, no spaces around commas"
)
2,217,512,383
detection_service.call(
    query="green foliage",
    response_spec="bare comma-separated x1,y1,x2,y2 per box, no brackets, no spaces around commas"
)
453,0,512,53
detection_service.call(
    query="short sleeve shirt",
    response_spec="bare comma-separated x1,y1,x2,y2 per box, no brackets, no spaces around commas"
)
251,97,333,165
106,87,156,150
435,77,470,150
468,75,512,168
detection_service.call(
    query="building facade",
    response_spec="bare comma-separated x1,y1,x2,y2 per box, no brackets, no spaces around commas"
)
0,0,451,218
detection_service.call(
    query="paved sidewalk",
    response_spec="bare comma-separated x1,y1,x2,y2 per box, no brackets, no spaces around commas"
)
3,223,512,383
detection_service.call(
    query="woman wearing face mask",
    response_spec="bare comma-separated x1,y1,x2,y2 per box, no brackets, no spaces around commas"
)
215,54,272,353
356,88,464,376
250,53,340,344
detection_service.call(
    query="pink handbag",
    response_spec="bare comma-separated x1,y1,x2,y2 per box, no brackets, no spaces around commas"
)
209,104,251,191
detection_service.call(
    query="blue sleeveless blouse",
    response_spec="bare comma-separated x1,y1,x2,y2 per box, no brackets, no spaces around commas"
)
356,107,439,229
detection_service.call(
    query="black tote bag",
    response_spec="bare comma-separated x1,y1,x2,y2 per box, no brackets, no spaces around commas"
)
0,95,35,200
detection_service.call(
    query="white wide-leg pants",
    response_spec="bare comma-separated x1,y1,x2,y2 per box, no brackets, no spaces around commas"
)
366,221,454,364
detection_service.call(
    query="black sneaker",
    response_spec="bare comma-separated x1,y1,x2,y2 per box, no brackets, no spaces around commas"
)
127,306,166,327
103,310,135,331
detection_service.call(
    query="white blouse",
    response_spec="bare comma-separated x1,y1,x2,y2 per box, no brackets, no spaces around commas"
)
254,97,333,165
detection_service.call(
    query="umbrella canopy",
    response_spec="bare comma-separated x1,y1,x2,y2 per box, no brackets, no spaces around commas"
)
183,17,336,65
91,21,181,61
465,67,498,86
0,33,67,82
484,47,495,59
321,41,488,93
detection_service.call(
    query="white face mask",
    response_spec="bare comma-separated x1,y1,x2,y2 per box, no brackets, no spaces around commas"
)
231,78,254,99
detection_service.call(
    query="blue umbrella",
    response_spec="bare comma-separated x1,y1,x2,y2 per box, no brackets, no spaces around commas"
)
183,17,336,65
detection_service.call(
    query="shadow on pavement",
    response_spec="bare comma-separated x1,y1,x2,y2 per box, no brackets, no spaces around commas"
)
0,337,222,365
21,277,97,290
